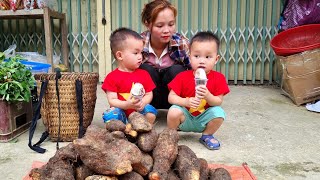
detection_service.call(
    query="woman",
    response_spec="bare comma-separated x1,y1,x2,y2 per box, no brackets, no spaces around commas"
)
140,0,190,109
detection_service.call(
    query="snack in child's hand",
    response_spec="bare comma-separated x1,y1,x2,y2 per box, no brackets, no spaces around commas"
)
130,83,145,101
194,68,207,86
194,68,207,99
194,68,208,86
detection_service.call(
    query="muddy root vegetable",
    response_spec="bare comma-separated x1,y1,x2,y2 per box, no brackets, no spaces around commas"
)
132,152,153,176
29,143,78,180
128,112,152,132
54,143,78,160
85,175,118,180
110,131,126,139
174,145,200,180
149,128,179,180
209,168,231,180
73,125,142,176
167,170,180,180
137,128,158,152
124,123,138,138
118,171,144,180
198,158,209,180
105,120,126,132
30,158,75,180
75,164,94,180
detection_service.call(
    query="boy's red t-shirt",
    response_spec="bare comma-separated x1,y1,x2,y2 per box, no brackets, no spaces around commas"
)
102,68,155,116
168,70,230,116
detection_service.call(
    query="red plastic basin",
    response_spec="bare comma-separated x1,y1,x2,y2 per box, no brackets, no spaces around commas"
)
270,24,320,56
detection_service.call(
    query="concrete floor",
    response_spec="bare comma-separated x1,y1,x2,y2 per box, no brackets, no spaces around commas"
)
0,85,319,180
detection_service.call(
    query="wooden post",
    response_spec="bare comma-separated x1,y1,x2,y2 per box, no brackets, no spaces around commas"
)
43,8,53,71
97,0,112,82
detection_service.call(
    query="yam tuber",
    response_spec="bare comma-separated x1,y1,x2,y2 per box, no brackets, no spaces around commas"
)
124,123,138,138
105,120,126,132
85,175,118,180
167,170,180,180
73,125,142,176
132,152,153,176
149,128,179,180
209,168,232,180
198,158,209,180
29,143,78,180
110,131,126,139
30,158,75,180
75,164,94,180
105,121,137,139
137,128,158,152
174,145,201,180
118,171,144,180
53,143,79,161
128,112,152,132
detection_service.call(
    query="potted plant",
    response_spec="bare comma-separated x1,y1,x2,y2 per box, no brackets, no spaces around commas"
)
0,52,35,142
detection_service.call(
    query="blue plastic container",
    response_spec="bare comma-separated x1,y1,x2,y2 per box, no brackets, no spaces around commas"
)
3,59,51,74
18,60,51,74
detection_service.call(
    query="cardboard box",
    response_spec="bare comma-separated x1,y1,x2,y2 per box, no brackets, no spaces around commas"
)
277,49,320,105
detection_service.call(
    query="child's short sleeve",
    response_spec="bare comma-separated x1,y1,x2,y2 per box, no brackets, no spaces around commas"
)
140,70,156,93
210,72,230,96
101,72,117,92
168,72,184,96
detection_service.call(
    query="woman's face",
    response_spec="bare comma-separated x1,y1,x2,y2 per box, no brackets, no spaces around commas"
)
148,8,176,46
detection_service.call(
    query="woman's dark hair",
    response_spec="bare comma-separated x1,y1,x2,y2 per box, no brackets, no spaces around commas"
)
141,0,177,26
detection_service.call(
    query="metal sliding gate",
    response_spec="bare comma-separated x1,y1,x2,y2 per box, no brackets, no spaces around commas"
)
0,0,283,84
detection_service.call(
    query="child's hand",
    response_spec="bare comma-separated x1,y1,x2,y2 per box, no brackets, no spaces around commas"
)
188,97,201,109
135,99,146,112
129,97,145,112
127,97,138,108
195,85,209,99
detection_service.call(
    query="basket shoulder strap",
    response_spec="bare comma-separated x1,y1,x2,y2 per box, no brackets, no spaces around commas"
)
76,79,85,138
28,80,49,154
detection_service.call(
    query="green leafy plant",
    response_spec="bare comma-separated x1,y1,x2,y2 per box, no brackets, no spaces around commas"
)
0,54,35,102
0,52,5,62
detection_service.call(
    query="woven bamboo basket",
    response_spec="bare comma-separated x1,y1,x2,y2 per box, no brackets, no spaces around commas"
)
34,72,99,141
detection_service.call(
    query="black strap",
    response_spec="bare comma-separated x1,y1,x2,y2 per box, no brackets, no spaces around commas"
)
76,79,84,138
55,69,62,150
28,71,83,153
28,80,49,153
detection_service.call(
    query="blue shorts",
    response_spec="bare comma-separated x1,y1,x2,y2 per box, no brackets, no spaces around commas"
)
169,105,226,132
102,104,157,124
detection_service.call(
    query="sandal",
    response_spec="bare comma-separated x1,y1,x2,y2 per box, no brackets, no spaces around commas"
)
199,134,221,150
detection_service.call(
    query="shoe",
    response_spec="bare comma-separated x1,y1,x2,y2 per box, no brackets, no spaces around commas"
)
306,101,320,113
199,134,221,150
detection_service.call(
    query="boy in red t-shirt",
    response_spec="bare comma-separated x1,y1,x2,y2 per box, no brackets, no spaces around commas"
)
167,31,230,150
101,28,157,124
